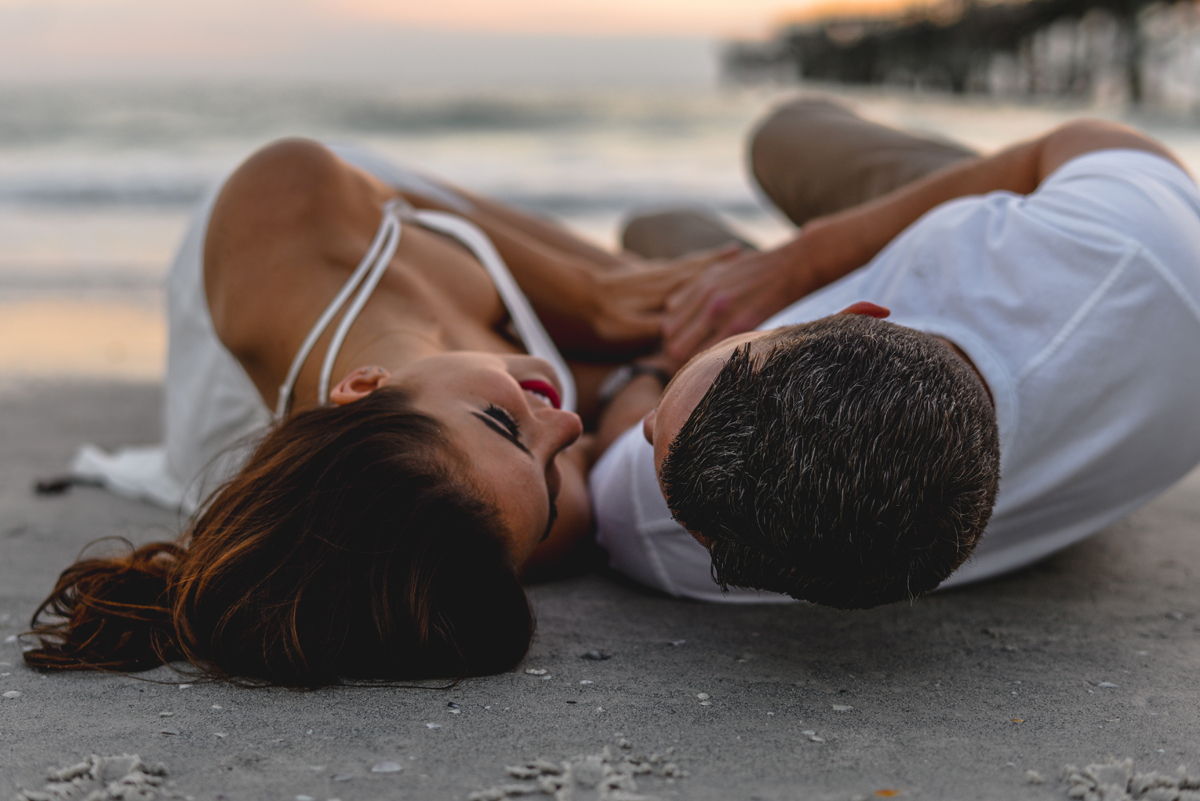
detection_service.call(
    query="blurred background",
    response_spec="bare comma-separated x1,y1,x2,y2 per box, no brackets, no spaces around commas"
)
5,0,1200,383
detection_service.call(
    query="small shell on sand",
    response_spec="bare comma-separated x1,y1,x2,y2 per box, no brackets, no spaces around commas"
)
1098,682,1119,688
426,723,442,729
832,705,853,712
160,727,180,736
3,691,21,699
525,669,548,676
370,761,403,773
696,693,710,700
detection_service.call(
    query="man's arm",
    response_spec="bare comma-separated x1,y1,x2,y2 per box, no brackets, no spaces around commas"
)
663,120,1187,362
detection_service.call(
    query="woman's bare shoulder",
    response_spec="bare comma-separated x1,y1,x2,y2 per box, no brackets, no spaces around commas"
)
205,138,343,280
203,139,378,357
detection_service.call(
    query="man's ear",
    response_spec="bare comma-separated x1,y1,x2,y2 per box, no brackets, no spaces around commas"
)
642,408,658,445
838,301,890,319
330,366,391,406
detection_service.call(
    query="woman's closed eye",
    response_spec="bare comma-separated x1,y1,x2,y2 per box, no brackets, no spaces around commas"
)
474,404,530,455
484,404,521,439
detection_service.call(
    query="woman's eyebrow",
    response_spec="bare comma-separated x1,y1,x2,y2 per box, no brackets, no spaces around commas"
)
472,411,531,455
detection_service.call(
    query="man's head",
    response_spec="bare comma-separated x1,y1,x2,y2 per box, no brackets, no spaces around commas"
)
644,311,1000,609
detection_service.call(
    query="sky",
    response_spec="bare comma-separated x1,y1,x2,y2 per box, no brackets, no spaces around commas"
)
0,0,920,87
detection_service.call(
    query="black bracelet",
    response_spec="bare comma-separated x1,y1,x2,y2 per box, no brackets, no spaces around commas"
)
597,363,673,406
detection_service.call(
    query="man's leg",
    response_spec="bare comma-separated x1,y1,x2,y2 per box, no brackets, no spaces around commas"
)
621,208,753,260
621,96,978,258
750,96,979,226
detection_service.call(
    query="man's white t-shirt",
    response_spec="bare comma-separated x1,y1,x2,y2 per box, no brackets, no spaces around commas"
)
590,150,1200,602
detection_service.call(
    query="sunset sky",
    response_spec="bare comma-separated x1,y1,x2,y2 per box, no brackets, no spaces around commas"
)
0,0,922,85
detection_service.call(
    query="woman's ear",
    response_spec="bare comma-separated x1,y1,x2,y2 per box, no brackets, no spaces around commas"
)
330,366,391,406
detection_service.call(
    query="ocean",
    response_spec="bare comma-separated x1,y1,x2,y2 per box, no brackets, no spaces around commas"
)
4,82,1200,381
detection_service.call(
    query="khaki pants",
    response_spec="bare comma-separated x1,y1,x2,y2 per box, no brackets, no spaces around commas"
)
622,96,978,258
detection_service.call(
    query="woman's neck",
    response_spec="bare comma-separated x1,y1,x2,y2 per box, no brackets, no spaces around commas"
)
337,324,448,378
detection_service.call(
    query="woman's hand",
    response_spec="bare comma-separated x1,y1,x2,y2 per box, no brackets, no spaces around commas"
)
564,243,744,355
662,242,816,365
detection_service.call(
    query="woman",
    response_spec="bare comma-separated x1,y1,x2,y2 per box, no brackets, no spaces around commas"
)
23,138,725,687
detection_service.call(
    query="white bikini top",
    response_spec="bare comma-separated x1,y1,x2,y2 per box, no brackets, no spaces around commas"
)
275,198,576,419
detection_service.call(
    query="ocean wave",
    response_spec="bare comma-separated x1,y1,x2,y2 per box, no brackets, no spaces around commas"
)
0,179,764,215
0,86,741,147
0,182,209,208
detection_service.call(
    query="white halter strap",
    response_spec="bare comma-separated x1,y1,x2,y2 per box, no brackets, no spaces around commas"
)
413,208,576,414
275,198,576,417
275,199,404,418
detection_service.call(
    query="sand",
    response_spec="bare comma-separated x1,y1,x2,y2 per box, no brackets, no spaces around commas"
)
1,380,1198,801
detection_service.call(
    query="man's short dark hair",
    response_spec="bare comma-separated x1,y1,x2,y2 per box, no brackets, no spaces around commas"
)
660,315,1000,609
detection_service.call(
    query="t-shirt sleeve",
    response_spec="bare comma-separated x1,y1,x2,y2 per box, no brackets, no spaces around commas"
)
589,425,673,594
1025,149,1200,268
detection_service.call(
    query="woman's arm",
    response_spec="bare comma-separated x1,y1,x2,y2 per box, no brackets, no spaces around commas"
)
454,188,628,269
662,119,1187,362
395,180,734,358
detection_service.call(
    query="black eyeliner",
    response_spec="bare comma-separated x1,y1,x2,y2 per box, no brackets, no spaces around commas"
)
484,403,522,438
472,411,530,455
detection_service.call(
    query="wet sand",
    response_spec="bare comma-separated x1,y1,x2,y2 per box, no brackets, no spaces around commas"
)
1,380,1198,800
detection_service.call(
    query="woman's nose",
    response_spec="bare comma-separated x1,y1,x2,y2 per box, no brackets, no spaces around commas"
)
543,408,583,454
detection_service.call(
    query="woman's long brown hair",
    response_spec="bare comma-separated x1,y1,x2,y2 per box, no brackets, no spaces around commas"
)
24,388,534,687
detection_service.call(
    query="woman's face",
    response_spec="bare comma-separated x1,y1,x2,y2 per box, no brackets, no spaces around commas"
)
385,353,583,565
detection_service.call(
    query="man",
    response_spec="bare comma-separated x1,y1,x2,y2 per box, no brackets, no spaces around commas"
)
589,98,1200,607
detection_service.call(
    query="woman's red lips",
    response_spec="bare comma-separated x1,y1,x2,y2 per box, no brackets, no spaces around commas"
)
519,379,561,410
